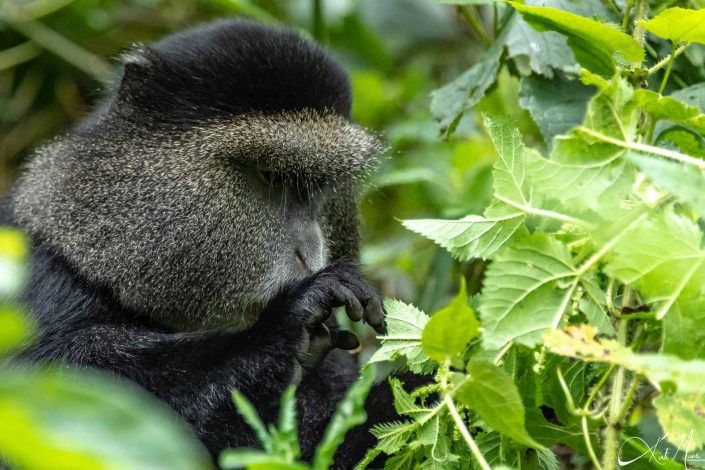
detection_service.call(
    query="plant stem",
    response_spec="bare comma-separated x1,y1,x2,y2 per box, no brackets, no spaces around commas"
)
603,0,621,19
582,415,604,470
615,373,641,425
602,319,627,470
584,364,616,410
622,0,633,33
648,42,690,76
576,126,705,170
0,42,41,71
9,20,112,81
658,44,677,94
445,395,491,470
632,0,648,47
459,6,490,47
312,0,325,42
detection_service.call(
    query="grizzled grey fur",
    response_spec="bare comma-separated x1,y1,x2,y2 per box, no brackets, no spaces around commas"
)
14,108,382,331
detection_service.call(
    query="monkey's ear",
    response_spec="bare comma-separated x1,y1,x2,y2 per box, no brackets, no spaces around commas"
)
116,45,157,99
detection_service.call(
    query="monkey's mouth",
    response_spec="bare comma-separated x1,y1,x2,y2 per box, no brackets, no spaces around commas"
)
295,249,312,274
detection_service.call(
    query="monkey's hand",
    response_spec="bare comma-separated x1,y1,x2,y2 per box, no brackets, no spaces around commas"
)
283,261,386,374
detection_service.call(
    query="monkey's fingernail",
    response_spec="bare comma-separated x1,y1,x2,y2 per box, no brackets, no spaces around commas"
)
346,299,363,322
335,330,360,350
365,298,384,331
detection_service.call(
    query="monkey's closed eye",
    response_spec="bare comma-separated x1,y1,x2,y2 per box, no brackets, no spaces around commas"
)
255,168,283,187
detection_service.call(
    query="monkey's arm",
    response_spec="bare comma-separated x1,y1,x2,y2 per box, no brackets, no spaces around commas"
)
21,250,383,454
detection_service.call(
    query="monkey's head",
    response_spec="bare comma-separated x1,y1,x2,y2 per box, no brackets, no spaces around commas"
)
13,20,384,331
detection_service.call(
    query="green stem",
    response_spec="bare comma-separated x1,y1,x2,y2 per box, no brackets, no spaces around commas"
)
576,126,705,170
584,364,616,410
9,20,111,81
602,319,628,470
648,42,690,76
445,395,491,470
0,41,41,71
312,0,325,42
622,0,633,33
615,373,641,425
658,44,677,94
603,0,621,18
582,415,604,470
459,6,490,47
632,0,648,48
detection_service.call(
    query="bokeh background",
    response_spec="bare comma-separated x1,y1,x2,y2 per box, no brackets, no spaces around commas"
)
0,0,542,320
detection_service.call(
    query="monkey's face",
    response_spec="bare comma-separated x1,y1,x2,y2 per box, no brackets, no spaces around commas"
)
14,110,382,332
13,20,384,331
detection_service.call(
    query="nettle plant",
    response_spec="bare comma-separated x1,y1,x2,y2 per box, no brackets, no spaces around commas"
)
359,3,705,470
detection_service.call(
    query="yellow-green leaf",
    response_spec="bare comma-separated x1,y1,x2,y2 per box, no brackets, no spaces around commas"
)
639,7,705,44
421,278,479,361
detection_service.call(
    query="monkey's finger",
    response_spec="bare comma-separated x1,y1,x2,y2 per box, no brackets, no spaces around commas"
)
341,288,364,322
303,279,342,326
333,330,360,351
323,283,363,324
365,296,386,334
298,324,333,370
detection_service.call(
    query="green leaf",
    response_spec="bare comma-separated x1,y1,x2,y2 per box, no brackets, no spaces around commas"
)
418,414,451,463
0,368,210,470
537,448,560,470
220,450,308,470
639,7,705,44
552,76,638,164
430,15,512,136
635,89,705,134
654,392,705,451
507,16,576,78
232,389,272,452
485,114,528,207
383,448,418,470
312,366,376,470
457,359,545,449
478,234,576,350
422,279,479,361
274,386,299,461
509,2,644,75
369,299,434,374
389,378,431,421
629,153,705,216
662,299,705,360
370,421,415,454
0,307,33,356
670,82,705,112
519,73,594,146
527,148,634,213
484,116,587,225
579,273,614,335
403,202,525,261
545,325,705,394
0,229,28,298
603,210,705,320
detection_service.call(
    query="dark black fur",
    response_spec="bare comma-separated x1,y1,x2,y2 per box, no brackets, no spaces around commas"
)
107,20,352,126
11,19,407,468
